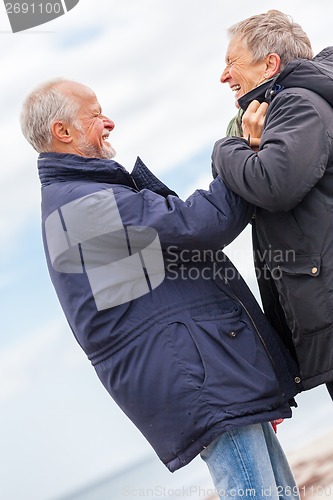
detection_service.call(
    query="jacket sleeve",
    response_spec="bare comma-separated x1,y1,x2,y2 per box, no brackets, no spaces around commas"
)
212,90,331,212
115,176,253,251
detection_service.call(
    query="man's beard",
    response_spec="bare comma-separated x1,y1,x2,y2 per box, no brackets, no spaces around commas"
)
77,134,116,160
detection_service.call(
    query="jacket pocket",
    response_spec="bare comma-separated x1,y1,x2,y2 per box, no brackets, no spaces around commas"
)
161,298,244,391
275,254,332,338
166,321,206,389
192,313,280,405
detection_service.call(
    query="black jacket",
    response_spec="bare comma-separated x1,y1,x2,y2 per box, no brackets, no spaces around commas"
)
213,47,333,390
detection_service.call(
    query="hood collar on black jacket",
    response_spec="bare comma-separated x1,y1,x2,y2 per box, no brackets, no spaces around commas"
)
238,46,333,111
237,80,274,110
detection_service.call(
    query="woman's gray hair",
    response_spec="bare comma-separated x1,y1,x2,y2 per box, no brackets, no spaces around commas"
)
227,10,313,71
20,78,82,153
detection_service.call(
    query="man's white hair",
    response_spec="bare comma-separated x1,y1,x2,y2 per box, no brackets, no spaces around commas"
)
20,78,82,153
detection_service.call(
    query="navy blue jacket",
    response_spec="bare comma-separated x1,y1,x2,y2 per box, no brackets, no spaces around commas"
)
38,153,301,471
213,47,333,390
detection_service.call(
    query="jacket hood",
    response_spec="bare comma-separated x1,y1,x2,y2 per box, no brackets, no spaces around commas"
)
238,46,333,110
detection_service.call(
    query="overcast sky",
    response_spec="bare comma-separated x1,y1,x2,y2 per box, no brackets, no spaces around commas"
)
1,1,333,499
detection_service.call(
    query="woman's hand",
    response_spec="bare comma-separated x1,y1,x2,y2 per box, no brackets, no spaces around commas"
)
242,100,269,149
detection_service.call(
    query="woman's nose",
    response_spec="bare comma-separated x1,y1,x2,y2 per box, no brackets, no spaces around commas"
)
220,66,230,83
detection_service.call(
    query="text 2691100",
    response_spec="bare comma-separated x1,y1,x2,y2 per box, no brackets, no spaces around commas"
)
5,3,62,14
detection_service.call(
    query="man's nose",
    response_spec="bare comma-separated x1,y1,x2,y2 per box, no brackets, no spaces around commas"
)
103,116,115,131
220,66,230,83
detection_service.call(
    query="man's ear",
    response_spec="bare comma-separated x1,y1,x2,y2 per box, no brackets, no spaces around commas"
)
265,53,281,79
51,121,73,144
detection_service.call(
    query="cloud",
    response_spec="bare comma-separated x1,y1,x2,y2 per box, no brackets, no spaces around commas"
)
0,317,83,405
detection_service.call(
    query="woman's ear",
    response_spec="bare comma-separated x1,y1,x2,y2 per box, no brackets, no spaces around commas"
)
265,53,281,79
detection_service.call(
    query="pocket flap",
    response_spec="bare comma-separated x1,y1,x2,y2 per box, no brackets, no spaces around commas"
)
278,254,321,277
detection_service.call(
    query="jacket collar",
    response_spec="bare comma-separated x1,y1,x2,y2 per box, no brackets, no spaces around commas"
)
38,153,135,188
38,152,178,198
237,79,275,111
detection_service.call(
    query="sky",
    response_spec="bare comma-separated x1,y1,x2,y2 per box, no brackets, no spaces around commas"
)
1,1,333,499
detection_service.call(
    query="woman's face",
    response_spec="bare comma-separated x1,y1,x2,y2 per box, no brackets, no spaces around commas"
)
221,36,269,106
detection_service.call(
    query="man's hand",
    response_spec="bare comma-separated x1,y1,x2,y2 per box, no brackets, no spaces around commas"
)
242,100,269,149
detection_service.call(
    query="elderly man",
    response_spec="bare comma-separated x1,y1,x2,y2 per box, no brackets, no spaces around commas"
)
212,10,333,401
21,78,301,499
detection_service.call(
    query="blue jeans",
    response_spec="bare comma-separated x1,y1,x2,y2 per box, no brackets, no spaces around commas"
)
201,422,299,500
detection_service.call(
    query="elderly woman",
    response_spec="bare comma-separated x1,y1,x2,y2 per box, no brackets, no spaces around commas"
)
213,10,333,402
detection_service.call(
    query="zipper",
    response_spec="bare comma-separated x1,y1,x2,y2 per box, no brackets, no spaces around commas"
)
130,175,140,191
233,292,276,369
216,265,276,369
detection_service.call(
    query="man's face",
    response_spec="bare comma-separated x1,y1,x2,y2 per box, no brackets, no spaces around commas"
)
62,82,116,159
220,36,268,106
